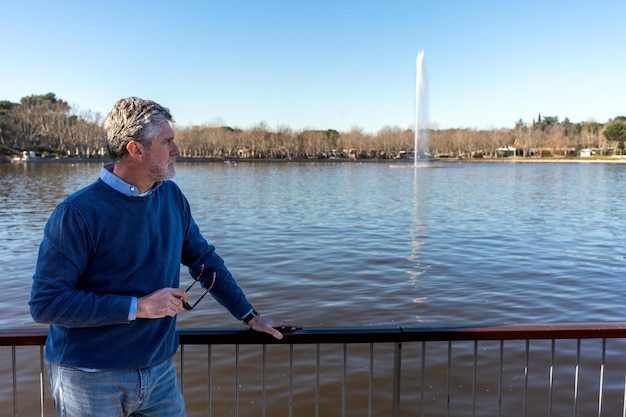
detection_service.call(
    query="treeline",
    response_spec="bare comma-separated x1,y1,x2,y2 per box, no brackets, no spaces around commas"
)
1,93,625,160
0,93,104,158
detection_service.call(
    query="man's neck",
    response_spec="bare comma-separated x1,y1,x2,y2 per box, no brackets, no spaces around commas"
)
112,162,155,195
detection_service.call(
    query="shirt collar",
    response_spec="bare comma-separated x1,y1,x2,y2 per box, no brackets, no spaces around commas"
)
99,163,161,197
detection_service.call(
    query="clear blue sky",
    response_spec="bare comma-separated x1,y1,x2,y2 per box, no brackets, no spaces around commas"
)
2,1,624,133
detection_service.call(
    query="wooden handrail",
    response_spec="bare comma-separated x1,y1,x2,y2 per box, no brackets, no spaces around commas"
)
400,322,626,341
0,328,48,346
3,322,626,347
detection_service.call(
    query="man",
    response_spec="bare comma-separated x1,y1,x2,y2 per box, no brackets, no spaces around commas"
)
29,97,301,417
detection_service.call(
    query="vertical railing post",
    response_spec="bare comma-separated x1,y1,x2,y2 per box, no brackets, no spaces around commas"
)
40,346,45,417
498,340,504,417
392,342,402,417
472,341,478,417
523,339,530,417
289,344,294,417
235,344,240,417
368,343,374,417
12,346,18,417
598,338,606,417
549,339,555,417
447,341,452,417
574,339,581,417
342,343,347,417
315,343,320,417
262,344,266,417
421,341,426,417
207,344,212,417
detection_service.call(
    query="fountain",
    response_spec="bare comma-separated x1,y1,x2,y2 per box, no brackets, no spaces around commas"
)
414,50,429,165
391,51,434,169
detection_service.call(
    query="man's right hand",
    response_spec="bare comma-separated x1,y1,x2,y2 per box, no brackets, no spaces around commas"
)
137,288,188,319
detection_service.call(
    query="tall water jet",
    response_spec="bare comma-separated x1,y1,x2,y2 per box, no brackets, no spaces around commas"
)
414,51,429,166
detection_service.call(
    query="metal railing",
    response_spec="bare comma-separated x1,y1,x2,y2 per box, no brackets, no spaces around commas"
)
2,323,626,417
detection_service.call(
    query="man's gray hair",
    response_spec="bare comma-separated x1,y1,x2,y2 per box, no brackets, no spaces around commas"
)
104,97,174,161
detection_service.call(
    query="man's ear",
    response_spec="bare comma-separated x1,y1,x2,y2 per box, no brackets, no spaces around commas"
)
126,140,144,161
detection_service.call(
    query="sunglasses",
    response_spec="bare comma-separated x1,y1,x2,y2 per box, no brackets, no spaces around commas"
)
182,278,209,310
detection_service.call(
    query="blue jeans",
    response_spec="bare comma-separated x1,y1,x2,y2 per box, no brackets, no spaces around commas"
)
48,359,186,417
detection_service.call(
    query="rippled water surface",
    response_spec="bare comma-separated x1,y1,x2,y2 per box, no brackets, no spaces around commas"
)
2,160,626,415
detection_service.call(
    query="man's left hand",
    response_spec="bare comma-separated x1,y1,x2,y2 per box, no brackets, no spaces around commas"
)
247,316,302,340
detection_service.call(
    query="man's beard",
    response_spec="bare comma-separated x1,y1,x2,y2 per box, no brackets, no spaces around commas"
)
146,152,175,182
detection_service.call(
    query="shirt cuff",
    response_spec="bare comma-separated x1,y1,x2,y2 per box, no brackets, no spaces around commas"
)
128,297,138,321
240,308,254,321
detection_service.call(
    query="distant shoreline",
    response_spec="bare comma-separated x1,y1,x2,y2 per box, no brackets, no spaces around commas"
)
4,156,626,165
454,157,626,164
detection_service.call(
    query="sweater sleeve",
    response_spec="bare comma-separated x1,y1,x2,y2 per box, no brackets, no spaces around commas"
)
29,202,133,327
180,203,253,320
186,240,253,320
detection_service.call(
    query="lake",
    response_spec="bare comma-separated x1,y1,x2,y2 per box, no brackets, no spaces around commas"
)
1,160,625,415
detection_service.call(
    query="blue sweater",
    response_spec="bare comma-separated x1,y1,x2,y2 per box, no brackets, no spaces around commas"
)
30,178,253,370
